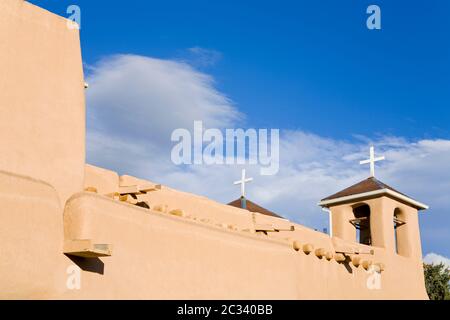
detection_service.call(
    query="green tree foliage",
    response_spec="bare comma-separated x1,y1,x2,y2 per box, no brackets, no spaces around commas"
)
423,263,450,300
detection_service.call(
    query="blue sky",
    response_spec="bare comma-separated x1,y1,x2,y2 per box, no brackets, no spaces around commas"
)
30,0,450,257
31,0,450,139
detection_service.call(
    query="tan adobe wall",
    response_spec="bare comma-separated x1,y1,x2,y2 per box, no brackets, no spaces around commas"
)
0,0,85,205
84,164,120,195
0,170,67,299
84,165,254,231
73,165,428,299
0,172,427,299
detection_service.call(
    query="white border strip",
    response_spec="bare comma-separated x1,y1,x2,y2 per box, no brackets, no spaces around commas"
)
318,188,429,210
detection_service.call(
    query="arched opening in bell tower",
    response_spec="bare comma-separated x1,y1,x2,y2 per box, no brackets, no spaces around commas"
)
394,207,408,256
351,203,372,245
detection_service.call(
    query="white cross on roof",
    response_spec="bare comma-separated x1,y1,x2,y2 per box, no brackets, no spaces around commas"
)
234,169,253,198
360,146,385,177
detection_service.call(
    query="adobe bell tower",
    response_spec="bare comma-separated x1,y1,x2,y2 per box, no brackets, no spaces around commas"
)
318,147,428,262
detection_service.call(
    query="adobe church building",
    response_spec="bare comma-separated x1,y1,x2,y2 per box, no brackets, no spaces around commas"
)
0,0,429,299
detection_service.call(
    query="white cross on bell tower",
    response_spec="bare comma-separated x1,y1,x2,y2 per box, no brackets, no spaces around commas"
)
234,169,253,198
360,146,385,177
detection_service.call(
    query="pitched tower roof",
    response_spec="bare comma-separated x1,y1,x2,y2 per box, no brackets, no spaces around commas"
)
318,177,429,210
228,197,284,219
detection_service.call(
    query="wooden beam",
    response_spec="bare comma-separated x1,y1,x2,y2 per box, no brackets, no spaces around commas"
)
334,244,374,255
119,183,161,195
292,241,302,251
64,239,112,258
254,223,294,232
334,253,346,262
303,244,314,254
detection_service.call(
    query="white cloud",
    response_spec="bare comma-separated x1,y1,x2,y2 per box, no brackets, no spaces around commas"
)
86,54,242,174
423,253,450,269
87,54,241,138
86,54,450,255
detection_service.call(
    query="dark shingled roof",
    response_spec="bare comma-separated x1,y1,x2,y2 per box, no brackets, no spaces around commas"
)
228,198,284,219
321,177,407,201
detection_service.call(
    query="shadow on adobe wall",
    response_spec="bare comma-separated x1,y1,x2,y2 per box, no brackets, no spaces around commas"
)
65,255,105,275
